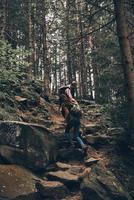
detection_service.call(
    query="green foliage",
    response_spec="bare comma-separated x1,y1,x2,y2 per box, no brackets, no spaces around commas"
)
0,108,19,121
0,109,9,120
0,91,7,101
102,98,129,128
0,40,30,83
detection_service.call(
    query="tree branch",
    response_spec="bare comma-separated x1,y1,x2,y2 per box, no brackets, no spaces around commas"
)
69,18,116,44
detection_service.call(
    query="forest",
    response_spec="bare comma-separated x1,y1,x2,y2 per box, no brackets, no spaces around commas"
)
0,0,134,200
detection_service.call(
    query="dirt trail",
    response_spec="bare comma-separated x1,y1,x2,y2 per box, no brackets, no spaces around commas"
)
44,103,107,200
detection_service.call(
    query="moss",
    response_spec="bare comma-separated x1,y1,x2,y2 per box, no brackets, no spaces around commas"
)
0,78,51,123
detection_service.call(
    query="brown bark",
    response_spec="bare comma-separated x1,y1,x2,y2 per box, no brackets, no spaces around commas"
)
66,0,72,83
77,0,87,98
0,0,6,39
93,61,100,102
42,0,50,96
28,0,33,79
113,0,134,132
88,65,93,100
54,44,58,93
32,3,37,79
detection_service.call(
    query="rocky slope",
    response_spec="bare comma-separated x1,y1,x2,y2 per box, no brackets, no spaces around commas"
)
0,81,134,199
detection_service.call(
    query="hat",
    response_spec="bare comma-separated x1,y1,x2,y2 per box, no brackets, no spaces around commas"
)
71,81,77,87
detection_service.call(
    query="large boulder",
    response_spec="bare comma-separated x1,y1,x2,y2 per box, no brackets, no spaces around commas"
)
0,165,39,199
0,121,57,171
81,164,132,200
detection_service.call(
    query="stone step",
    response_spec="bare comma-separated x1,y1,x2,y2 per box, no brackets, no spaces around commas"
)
45,162,72,173
84,157,99,167
85,134,111,147
84,124,102,134
55,162,72,171
46,171,79,188
36,180,69,200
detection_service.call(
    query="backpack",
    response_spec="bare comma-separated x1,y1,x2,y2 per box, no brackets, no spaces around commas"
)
70,103,82,118
58,85,70,95
58,85,70,105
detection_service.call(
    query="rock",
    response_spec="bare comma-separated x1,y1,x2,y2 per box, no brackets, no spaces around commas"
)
12,192,42,200
107,127,125,135
0,197,10,200
45,162,72,173
46,171,79,188
0,145,25,164
36,180,68,199
67,165,84,175
36,119,53,127
79,100,96,105
106,127,128,147
45,164,57,172
78,168,91,181
84,124,102,134
15,96,27,102
85,134,111,146
84,157,99,167
57,139,73,149
66,165,92,181
81,164,132,200
0,165,39,199
55,162,72,171
15,96,28,109
87,104,101,109
0,145,57,172
94,113,102,117
58,148,84,161
0,121,57,171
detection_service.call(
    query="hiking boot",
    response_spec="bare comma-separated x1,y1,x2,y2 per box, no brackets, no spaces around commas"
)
83,145,88,157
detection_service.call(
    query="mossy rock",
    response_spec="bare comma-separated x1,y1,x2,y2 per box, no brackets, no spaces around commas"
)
0,165,40,199
0,121,57,171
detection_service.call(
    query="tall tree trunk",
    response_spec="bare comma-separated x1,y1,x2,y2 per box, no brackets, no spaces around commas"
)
113,0,134,133
28,0,33,79
77,0,87,98
32,3,37,79
66,0,72,83
93,61,100,103
54,44,58,93
0,0,6,39
88,64,93,100
87,26,94,100
36,2,42,80
42,0,50,96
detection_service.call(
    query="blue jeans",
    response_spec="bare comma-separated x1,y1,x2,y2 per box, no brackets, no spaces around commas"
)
64,117,86,149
